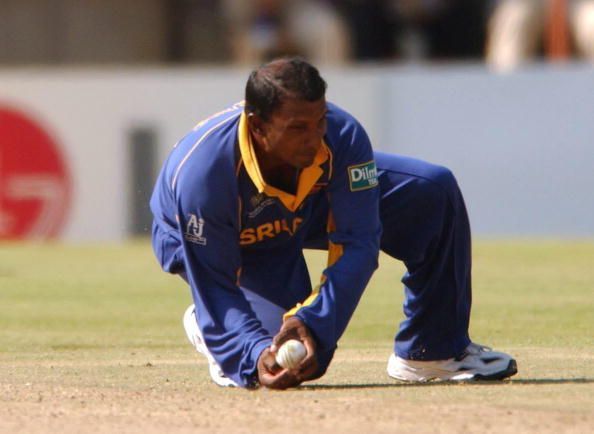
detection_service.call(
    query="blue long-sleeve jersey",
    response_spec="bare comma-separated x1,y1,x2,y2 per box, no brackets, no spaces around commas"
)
150,101,381,387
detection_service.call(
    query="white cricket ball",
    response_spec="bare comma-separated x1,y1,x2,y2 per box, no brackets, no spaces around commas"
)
275,339,307,370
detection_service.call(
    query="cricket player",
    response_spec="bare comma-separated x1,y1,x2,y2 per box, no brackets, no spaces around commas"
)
150,57,517,389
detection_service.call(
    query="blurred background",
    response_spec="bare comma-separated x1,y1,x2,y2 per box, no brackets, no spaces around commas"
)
1,0,593,242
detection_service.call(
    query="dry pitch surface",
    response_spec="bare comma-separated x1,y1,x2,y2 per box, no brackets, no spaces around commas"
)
1,241,593,433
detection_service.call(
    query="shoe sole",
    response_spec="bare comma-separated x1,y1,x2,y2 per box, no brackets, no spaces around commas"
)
473,359,518,381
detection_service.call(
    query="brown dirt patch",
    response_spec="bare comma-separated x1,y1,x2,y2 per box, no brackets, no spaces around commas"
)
2,348,593,434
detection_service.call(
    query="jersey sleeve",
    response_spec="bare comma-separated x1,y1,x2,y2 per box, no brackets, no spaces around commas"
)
174,162,272,388
291,116,382,353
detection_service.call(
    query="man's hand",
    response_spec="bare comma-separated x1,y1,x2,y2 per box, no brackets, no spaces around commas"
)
257,316,318,389
257,348,301,390
272,316,318,382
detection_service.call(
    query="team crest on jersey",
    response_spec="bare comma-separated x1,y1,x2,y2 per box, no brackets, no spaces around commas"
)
348,160,378,191
184,214,207,245
247,194,276,218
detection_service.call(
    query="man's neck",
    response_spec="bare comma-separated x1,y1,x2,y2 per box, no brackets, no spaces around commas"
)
252,135,299,195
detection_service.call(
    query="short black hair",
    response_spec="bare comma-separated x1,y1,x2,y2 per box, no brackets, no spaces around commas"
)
245,57,327,121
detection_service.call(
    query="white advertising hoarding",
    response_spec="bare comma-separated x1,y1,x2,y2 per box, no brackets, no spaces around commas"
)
1,64,592,241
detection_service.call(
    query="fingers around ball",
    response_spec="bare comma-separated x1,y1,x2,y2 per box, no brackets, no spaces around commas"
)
258,366,301,390
272,317,316,351
263,351,283,374
258,348,281,374
296,354,319,382
257,348,301,390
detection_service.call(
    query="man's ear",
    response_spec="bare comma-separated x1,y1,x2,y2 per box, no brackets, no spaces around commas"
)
248,113,264,136
248,114,267,144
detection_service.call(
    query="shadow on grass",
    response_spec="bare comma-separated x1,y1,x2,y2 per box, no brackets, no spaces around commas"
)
300,378,594,390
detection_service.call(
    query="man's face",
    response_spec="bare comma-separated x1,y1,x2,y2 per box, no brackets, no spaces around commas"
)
252,97,327,169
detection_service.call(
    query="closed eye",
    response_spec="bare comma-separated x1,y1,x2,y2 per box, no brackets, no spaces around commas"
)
289,125,307,131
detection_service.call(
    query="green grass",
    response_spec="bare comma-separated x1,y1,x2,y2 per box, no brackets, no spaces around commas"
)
0,242,186,358
1,240,593,355
311,240,594,349
0,240,593,433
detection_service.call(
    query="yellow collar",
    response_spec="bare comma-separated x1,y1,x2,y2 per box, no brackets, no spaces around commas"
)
238,112,329,212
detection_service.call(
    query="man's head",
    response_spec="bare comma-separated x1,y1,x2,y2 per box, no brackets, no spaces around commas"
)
245,57,328,169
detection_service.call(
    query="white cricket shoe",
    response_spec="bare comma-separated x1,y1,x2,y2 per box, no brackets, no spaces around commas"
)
183,304,237,387
387,342,518,382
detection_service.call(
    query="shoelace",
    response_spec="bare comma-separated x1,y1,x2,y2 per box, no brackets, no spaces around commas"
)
454,342,495,362
467,342,493,354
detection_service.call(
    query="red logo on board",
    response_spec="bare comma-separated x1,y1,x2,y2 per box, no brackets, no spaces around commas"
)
0,107,71,239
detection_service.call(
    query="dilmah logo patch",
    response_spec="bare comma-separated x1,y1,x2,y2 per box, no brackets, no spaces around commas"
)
184,214,207,245
348,160,378,192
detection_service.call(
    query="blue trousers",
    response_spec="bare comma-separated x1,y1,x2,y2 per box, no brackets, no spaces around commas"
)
373,152,471,361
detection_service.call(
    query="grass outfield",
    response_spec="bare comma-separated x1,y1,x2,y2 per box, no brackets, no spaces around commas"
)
1,240,593,433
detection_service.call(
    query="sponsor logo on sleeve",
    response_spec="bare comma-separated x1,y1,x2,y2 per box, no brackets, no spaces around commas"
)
348,160,378,191
184,213,207,245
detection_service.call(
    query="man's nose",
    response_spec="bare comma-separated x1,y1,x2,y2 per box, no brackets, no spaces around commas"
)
304,135,321,152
